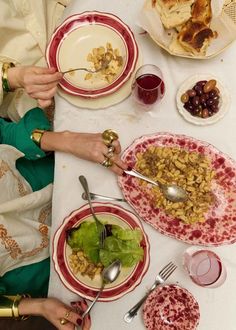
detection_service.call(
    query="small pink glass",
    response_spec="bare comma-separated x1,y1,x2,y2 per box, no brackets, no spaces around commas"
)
183,247,227,288
131,64,165,110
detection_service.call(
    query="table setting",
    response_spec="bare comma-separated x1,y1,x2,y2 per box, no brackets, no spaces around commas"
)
48,0,236,329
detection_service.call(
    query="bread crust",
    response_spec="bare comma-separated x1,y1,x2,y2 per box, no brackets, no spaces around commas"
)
178,19,214,54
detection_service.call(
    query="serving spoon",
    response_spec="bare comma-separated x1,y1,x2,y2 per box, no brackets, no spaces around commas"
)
124,168,188,203
81,260,121,319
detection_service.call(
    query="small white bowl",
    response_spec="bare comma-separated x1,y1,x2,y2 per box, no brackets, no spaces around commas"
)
176,74,230,126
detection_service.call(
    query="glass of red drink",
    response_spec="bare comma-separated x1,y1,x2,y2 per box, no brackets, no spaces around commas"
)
131,64,165,110
183,247,227,288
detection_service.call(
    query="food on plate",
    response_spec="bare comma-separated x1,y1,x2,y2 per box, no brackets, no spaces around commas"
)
153,0,195,29
136,146,215,223
153,0,217,55
84,42,124,83
67,221,144,279
181,79,220,118
177,19,215,55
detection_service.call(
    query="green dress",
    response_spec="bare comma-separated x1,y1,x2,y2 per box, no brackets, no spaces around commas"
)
0,107,54,297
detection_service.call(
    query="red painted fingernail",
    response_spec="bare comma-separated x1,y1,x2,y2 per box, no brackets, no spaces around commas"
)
122,171,127,177
77,318,82,326
127,166,132,171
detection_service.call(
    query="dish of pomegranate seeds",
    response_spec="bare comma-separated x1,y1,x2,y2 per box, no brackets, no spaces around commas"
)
143,285,200,330
176,75,230,125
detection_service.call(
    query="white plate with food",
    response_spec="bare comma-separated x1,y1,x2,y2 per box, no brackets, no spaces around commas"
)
176,74,230,125
53,202,150,301
139,0,236,59
57,52,142,109
46,11,138,98
118,132,236,246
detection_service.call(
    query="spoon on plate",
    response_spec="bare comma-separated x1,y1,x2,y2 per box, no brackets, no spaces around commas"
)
81,260,121,319
124,168,188,203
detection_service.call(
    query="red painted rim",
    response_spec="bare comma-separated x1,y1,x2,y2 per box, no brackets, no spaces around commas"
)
118,132,236,246
53,202,150,301
46,11,138,98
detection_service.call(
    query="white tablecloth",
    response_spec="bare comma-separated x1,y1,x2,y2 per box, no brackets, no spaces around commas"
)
48,1,236,329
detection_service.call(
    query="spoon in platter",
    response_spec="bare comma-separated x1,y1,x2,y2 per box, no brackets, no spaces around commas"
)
81,260,121,320
124,168,188,203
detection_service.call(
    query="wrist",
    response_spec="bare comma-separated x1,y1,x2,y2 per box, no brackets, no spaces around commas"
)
40,130,77,153
18,297,46,317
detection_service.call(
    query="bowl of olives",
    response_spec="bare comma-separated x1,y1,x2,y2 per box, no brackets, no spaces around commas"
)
176,74,230,125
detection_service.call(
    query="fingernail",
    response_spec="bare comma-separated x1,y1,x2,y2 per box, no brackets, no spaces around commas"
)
77,318,82,326
127,166,132,171
71,301,77,307
122,171,127,177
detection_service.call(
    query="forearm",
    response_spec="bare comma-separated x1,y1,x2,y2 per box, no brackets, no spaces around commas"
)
40,130,78,154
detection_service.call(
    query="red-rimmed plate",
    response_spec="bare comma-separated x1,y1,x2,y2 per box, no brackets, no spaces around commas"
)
143,285,200,330
46,11,138,98
118,133,236,246
53,202,150,301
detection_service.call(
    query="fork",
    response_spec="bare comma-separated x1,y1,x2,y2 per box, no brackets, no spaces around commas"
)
62,59,111,75
124,261,177,323
79,176,107,248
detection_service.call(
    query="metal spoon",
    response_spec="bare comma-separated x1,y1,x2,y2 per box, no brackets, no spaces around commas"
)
82,260,121,319
124,168,188,203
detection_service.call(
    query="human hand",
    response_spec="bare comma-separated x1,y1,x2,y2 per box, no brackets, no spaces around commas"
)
41,131,127,175
64,132,127,176
19,297,90,330
7,66,62,108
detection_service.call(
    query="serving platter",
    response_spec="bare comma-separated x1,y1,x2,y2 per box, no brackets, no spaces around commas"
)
139,0,236,59
53,202,150,301
46,11,138,98
118,132,236,246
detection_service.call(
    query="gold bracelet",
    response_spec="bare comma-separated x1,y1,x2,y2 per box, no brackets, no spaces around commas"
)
30,129,46,148
2,62,15,92
0,294,31,320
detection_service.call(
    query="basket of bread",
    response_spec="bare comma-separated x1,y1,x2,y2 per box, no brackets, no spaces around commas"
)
140,0,236,58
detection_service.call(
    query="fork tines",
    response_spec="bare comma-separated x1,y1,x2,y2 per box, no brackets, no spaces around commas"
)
159,261,177,281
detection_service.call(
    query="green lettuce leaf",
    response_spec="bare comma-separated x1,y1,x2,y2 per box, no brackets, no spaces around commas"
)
67,222,100,263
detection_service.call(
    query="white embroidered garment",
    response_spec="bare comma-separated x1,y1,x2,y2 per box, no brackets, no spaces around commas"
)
0,0,70,121
0,145,52,276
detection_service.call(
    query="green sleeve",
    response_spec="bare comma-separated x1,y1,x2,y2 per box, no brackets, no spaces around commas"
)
0,107,51,160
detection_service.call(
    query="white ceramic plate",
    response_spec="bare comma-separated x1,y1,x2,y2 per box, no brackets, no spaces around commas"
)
46,11,138,98
57,52,142,109
176,74,230,125
53,202,150,301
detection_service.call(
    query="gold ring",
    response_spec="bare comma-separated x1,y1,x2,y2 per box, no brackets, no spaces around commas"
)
102,129,119,146
106,146,115,158
60,318,68,325
101,157,113,168
64,310,72,319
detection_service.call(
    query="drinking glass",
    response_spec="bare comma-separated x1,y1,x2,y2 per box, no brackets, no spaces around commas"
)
183,247,227,288
131,64,165,110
